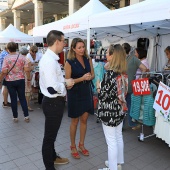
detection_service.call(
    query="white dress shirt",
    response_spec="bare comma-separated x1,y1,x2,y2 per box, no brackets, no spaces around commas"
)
39,49,66,98
26,53,42,63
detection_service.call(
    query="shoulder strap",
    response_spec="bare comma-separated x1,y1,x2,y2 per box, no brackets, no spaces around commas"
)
7,53,20,75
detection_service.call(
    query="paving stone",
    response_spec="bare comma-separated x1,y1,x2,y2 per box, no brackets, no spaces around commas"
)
0,93,170,170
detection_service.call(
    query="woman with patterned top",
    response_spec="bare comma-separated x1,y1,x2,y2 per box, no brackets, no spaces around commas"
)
97,44,128,170
0,42,31,123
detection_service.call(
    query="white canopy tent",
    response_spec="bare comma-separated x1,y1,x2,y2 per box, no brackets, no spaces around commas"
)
33,0,110,37
33,0,110,51
88,0,170,71
33,0,170,71
0,24,43,43
89,0,170,41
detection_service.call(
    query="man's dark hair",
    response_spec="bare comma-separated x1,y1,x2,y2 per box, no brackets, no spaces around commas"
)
7,42,17,52
122,43,131,54
47,30,64,46
135,47,147,59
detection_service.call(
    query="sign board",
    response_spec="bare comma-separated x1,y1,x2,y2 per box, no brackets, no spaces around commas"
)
132,78,151,96
153,82,170,122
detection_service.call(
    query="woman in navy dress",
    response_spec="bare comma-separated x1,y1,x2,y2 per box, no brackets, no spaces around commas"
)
65,38,94,159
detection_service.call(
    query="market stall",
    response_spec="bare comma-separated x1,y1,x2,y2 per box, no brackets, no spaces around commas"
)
33,0,170,146
0,24,43,43
89,0,170,71
33,0,110,38
33,0,170,70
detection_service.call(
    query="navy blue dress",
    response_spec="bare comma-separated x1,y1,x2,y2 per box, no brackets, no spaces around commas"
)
67,57,94,118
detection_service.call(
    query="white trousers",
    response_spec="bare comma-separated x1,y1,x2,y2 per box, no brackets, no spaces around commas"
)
102,122,124,170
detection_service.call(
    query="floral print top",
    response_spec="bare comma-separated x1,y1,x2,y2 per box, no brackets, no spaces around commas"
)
97,70,128,127
2,53,29,81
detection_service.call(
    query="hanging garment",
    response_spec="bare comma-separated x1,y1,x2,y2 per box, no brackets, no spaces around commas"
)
130,83,156,126
92,61,105,93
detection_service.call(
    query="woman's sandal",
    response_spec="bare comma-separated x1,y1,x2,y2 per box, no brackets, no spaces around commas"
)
78,143,89,156
24,117,30,123
70,146,80,159
28,107,34,111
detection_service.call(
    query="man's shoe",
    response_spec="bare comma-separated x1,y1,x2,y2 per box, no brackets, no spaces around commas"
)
24,117,30,123
105,160,109,167
54,155,69,165
2,102,11,108
98,168,109,170
13,118,18,123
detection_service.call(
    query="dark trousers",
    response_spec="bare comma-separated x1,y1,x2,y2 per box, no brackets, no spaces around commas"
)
6,79,29,118
42,96,65,170
38,88,43,104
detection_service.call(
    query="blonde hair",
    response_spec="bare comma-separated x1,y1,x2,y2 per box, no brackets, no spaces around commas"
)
109,44,127,74
67,38,89,60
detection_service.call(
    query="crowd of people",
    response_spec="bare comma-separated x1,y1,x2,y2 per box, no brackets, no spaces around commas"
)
0,43,42,122
0,30,170,170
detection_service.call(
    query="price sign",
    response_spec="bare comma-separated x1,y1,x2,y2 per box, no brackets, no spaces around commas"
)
132,78,151,96
153,82,170,121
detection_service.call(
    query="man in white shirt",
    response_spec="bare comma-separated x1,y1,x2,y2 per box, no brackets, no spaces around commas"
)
39,30,74,170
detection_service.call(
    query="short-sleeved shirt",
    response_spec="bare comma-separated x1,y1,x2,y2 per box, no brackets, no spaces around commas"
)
2,53,29,81
26,53,42,63
127,55,141,93
136,58,149,79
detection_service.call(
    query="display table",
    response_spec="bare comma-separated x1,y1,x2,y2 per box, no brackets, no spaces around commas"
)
154,112,170,147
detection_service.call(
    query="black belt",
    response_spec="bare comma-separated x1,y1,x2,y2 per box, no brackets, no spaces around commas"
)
44,96,65,100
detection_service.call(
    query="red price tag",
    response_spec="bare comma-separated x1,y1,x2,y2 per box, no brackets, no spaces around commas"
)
132,78,151,96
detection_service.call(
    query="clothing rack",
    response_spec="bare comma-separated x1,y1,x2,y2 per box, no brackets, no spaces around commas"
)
132,71,164,142
90,54,107,61
134,71,170,142
166,74,170,86
135,71,164,82
90,54,106,56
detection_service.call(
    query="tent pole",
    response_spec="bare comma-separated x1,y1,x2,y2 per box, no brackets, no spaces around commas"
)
87,28,90,55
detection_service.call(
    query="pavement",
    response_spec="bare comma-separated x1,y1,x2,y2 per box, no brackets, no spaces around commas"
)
0,94,170,170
